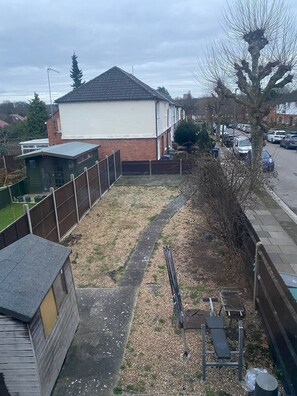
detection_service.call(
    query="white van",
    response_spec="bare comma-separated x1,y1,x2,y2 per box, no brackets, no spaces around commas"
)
233,136,252,157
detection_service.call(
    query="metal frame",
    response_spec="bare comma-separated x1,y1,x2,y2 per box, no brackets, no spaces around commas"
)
201,298,244,381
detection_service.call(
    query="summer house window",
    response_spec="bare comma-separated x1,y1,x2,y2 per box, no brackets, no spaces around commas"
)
40,268,68,337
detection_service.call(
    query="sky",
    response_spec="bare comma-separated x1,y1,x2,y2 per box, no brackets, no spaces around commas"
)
0,0,296,105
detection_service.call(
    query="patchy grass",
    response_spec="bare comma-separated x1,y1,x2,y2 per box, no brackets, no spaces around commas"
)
62,185,180,287
0,203,35,231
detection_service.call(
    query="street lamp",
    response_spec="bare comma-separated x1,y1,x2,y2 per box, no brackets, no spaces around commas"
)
47,67,59,119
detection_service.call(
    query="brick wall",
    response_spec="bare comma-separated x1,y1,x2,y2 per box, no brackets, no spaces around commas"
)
47,111,172,160
47,112,63,145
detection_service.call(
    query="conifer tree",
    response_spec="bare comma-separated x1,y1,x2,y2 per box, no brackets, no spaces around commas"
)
27,93,48,138
70,52,84,89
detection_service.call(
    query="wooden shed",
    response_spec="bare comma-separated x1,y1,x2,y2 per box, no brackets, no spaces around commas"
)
17,141,99,193
0,234,79,396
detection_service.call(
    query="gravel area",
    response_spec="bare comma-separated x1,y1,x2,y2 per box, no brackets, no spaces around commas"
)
62,179,278,395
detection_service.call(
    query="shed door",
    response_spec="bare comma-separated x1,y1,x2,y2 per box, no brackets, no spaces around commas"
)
54,163,65,187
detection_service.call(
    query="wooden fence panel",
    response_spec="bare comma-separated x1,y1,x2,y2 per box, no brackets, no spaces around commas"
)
256,248,297,395
115,150,121,178
240,215,297,395
122,161,150,175
0,214,30,249
55,181,77,239
151,160,181,174
108,155,116,185
75,173,89,220
99,159,109,195
30,195,58,242
87,164,100,206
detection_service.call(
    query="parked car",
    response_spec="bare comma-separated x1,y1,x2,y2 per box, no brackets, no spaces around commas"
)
247,148,275,172
222,132,234,147
267,130,286,143
233,136,252,157
279,133,297,149
261,149,275,171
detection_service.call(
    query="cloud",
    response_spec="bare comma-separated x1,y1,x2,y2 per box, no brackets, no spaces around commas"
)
0,0,296,102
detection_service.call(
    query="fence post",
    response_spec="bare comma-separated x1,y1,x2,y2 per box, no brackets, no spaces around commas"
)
113,150,117,180
71,174,80,223
149,160,152,176
253,241,262,310
106,156,111,188
96,160,102,198
50,187,61,242
8,185,13,203
23,204,33,234
180,159,182,175
84,167,92,209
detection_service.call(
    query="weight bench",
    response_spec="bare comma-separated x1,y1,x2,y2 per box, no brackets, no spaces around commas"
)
201,297,244,381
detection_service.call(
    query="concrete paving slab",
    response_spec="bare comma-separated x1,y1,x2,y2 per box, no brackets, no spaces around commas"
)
279,245,297,254
264,245,282,254
258,216,279,226
52,287,138,396
269,237,296,246
261,225,284,232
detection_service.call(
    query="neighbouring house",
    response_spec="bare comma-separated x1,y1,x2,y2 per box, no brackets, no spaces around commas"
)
9,114,27,122
19,138,49,154
47,66,184,160
0,119,9,128
17,141,99,193
0,234,79,396
267,90,297,127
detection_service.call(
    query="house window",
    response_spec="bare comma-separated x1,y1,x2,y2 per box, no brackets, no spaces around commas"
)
40,288,58,337
40,267,68,337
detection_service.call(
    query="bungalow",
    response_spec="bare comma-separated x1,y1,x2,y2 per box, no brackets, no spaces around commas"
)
0,234,79,396
47,66,184,160
17,141,99,193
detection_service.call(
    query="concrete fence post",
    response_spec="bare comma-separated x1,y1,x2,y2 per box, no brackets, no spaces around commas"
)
50,187,61,242
96,160,102,198
113,150,117,180
84,167,92,209
23,204,33,234
149,160,152,176
106,156,111,188
71,174,80,223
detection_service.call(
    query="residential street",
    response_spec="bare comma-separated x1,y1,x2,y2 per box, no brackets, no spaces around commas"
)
265,141,297,215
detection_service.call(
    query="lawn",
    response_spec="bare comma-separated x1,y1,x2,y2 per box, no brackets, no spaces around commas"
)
0,203,35,231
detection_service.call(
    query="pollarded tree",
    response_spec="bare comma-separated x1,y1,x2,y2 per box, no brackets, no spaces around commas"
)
205,0,296,173
27,93,48,138
70,52,84,89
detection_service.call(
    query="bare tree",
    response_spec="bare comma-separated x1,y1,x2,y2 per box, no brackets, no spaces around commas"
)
203,0,296,173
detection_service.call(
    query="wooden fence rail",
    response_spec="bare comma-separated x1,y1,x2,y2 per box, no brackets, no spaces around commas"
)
0,150,121,250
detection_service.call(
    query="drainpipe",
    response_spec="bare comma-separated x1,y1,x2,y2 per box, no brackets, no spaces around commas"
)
155,100,159,160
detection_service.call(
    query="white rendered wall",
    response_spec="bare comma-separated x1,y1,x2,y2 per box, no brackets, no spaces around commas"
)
59,100,157,139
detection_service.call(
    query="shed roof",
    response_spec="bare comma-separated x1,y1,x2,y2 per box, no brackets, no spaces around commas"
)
0,235,71,322
17,141,99,160
56,66,177,105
